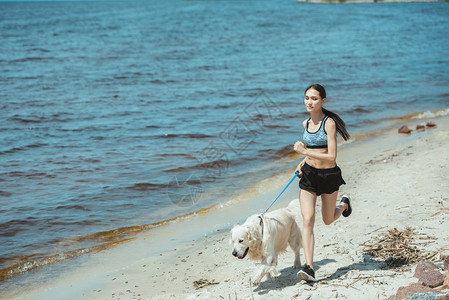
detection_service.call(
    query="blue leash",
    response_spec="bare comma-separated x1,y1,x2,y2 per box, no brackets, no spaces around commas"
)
262,171,301,216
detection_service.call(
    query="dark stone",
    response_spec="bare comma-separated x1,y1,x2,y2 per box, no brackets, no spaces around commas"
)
443,256,449,271
414,260,445,288
416,124,426,132
399,125,412,134
387,283,440,300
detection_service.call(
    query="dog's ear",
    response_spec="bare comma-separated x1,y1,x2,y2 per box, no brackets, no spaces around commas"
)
247,228,255,243
247,224,261,245
229,230,233,245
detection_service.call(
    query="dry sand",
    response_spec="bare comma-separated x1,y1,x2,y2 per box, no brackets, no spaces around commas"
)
4,111,449,300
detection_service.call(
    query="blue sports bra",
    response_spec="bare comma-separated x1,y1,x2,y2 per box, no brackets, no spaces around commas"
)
303,115,329,149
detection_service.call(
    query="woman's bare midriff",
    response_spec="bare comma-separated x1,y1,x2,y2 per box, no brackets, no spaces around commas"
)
305,148,336,169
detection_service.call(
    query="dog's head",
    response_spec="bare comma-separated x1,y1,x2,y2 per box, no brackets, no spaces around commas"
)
230,224,250,259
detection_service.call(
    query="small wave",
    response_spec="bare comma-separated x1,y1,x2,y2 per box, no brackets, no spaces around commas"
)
413,108,449,119
47,219,101,227
257,22,276,28
0,143,48,155
345,107,375,115
31,48,51,53
389,107,449,121
126,182,168,191
54,205,90,211
215,104,231,109
5,171,55,179
9,116,42,123
386,100,403,105
150,79,176,85
280,113,306,121
274,145,297,158
0,219,38,237
156,153,194,159
223,92,237,97
8,113,73,124
179,103,232,111
10,57,53,63
83,158,101,163
257,145,296,160
164,158,230,173
90,136,105,140
166,178,203,188
159,133,215,139
0,191,12,197
264,124,290,129
198,65,228,71
17,76,44,80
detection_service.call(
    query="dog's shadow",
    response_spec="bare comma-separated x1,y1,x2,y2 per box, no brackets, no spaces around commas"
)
319,254,387,283
254,254,385,295
253,258,336,295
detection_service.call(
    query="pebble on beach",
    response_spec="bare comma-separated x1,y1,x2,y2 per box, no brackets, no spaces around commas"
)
414,260,445,288
399,122,438,134
398,125,412,134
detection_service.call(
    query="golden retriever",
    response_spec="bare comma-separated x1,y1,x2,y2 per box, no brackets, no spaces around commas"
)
230,200,302,285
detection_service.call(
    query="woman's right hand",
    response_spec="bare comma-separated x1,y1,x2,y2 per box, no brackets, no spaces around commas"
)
295,159,305,177
293,141,307,155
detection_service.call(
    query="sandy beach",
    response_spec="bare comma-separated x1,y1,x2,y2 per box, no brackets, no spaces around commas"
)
3,110,449,300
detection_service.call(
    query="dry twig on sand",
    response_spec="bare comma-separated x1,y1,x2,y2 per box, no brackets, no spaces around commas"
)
361,227,438,267
193,278,219,289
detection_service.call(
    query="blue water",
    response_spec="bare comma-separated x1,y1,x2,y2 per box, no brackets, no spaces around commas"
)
1,1,448,278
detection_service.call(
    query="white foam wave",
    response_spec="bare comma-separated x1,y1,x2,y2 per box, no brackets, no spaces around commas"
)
413,108,449,120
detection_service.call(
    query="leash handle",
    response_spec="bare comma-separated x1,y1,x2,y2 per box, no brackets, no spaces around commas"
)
262,171,300,216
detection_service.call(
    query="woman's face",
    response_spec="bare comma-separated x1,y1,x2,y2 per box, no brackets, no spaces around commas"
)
304,88,325,113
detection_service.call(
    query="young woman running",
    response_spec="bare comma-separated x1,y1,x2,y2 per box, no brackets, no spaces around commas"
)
293,83,352,282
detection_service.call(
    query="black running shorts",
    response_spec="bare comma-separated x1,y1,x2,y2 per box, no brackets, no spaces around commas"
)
299,162,346,196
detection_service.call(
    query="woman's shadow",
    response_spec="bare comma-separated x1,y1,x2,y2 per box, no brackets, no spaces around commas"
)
253,254,383,295
253,258,336,295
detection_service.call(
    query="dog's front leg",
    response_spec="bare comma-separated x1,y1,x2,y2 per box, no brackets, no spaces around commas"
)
252,250,279,285
252,264,280,285
252,267,265,286
264,244,281,281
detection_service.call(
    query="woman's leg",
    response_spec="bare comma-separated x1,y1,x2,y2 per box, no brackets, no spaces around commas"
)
299,189,317,269
321,191,348,225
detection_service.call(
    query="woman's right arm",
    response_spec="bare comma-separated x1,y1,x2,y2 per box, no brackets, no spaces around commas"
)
295,119,308,176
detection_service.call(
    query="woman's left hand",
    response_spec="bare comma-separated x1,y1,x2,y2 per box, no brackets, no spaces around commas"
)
293,141,307,154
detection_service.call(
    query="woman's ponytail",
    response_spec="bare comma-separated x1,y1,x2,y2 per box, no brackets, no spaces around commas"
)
321,107,351,141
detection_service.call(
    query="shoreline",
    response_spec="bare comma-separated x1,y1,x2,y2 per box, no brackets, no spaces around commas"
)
1,108,447,284
2,109,449,299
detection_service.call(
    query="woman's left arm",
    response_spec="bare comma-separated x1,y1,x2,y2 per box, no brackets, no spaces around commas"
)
293,118,337,163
